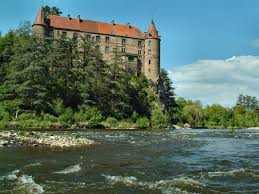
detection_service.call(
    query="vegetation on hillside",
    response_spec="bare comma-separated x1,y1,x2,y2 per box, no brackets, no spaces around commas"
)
0,22,175,130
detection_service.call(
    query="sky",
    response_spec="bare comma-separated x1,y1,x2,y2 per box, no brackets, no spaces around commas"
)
0,0,259,106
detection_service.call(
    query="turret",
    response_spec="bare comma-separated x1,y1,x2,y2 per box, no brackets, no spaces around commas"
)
144,20,160,83
32,7,46,37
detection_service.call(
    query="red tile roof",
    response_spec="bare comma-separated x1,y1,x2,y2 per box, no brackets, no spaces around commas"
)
48,15,145,39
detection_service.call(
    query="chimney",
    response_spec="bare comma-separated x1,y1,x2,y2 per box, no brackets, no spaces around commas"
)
127,22,132,28
78,15,82,22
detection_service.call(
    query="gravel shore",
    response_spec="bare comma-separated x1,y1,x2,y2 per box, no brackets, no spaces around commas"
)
0,131,95,148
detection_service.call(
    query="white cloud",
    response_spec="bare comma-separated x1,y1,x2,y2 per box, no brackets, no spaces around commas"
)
169,56,259,106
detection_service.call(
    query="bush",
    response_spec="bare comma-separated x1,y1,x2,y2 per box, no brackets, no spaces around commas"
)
103,117,118,128
151,104,169,129
117,120,135,129
136,117,149,129
74,106,103,127
18,113,36,121
131,111,139,123
0,108,10,122
42,113,58,122
52,98,65,116
59,108,74,124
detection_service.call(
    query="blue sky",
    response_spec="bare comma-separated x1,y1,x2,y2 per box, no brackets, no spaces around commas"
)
1,0,259,105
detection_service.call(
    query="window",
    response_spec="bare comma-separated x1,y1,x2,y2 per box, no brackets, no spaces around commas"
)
105,36,110,43
96,36,101,42
138,41,142,48
128,56,134,62
148,49,151,55
105,46,109,53
122,38,126,45
62,31,67,38
73,33,78,40
149,60,151,65
86,34,91,41
148,40,151,46
138,50,142,56
122,47,126,53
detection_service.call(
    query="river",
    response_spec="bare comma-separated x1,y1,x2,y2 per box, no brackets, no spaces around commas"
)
0,129,259,194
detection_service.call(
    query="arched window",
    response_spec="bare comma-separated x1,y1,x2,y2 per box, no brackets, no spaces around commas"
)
149,60,151,65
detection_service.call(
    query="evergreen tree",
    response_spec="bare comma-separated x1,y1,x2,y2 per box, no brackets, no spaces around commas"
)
158,68,177,123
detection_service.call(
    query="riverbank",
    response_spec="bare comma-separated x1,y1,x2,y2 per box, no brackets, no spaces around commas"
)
0,131,95,148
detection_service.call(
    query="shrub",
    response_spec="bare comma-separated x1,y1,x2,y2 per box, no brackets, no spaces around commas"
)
136,117,149,129
42,113,58,123
59,108,74,124
103,117,118,128
131,111,139,123
52,98,65,116
151,104,169,129
117,120,134,129
0,108,10,122
74,106,103,127
18,113,36,121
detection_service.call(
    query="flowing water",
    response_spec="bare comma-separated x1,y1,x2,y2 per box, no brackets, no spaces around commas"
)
0,129,259,194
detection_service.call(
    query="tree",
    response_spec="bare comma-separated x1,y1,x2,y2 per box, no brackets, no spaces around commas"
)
158,68,177,123
42,6,62,18
203,104,231,128
236,94,258,112
182,101,204,128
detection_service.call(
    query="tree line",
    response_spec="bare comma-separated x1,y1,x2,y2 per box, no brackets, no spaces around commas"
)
175,94,259,129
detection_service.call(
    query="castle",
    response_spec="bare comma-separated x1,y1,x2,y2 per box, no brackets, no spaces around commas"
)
33,8,160,83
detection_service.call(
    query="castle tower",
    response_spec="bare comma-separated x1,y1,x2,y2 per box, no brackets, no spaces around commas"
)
32,7,46,37
144,20,160,83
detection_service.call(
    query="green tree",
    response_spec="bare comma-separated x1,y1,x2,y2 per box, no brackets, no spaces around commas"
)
182,101,204,128
158,68,177,123
42,6,62,18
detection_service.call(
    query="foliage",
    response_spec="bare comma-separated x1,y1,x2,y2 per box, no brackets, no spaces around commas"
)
58,108,74,124
175,95,259,129
42,6,62,18
74,106,103,127
136,117,149,129
103,117,119,128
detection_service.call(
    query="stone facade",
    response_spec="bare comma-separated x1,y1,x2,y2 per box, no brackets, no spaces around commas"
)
33,8,160,82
